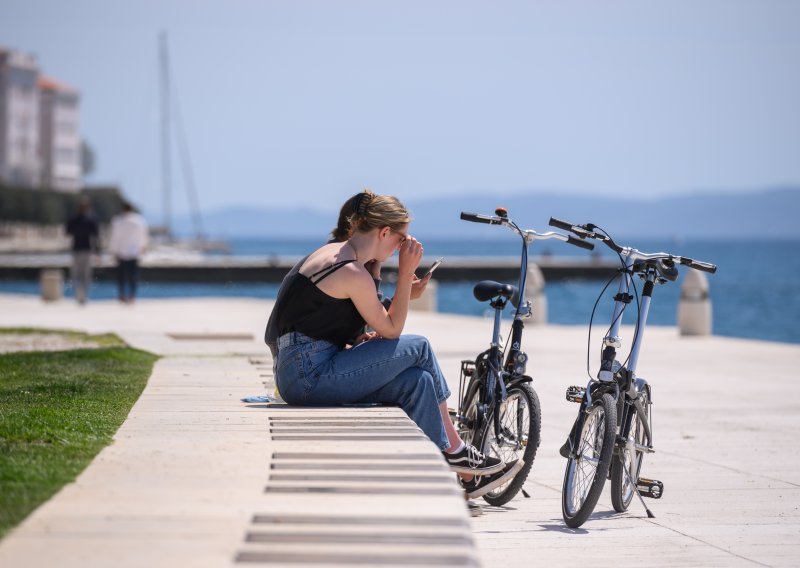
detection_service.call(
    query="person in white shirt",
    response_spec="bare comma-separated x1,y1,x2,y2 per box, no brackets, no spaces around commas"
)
108,202,148,303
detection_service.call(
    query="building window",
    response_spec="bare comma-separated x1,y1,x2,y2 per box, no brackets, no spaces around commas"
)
56,148,77,163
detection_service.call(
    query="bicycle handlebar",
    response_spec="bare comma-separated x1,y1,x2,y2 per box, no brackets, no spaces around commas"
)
548,217,717,274
460,212,504,225
462,211,595,251
567,235,594,250
677,257,717,273
548,217,574,232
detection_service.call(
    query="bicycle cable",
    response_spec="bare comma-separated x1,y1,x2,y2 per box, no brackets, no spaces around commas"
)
586,225,643,379
585,270,620,382
595,225,643,373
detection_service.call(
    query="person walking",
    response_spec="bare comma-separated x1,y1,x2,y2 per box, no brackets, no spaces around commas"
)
108,202,148,303
65,197,99,305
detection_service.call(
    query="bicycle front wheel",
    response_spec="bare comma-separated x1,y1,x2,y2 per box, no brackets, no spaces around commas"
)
562,393,617,528
611,390,650,512
478,382,541,506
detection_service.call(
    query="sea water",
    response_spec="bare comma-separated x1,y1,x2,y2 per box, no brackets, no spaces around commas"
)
1,237,798,345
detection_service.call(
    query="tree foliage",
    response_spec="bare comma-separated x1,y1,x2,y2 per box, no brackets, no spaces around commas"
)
0,185,126,225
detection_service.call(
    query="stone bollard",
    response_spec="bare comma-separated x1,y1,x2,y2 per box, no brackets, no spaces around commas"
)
678,269,712,336
40,269,64,302
410,279,438,312
526,263,547,324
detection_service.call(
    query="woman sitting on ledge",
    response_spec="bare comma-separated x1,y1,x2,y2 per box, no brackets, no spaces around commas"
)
266,189,522,498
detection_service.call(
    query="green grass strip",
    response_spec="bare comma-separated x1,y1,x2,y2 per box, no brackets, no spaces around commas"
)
0,327,125,348
0,344,157,538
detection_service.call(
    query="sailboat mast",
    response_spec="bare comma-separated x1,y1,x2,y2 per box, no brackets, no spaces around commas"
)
159,31,172,240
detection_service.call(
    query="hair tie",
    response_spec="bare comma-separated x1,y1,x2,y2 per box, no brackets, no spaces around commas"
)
353,192,370,215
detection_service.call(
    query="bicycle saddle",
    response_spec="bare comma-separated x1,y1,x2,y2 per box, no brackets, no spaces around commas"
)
473,280,518,302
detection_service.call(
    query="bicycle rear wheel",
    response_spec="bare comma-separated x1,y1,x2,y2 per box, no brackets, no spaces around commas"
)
478,382,541,506
562,393,616,528
611,390,650,512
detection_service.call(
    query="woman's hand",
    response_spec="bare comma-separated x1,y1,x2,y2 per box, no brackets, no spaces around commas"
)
398,237,423,277
410,273,431,300
364,259,382,280
353,331,380,345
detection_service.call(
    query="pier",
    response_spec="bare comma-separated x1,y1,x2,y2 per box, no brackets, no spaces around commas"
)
0,254,618,282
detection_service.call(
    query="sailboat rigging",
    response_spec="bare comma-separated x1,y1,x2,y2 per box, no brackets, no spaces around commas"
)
154,31,227,254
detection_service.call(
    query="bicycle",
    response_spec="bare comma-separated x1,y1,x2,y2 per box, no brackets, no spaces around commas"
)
455,208,595,505
549,217,717,528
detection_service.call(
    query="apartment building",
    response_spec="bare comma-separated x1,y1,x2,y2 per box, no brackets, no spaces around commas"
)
0,48,41,187
0,47,81,192
39,77,81,191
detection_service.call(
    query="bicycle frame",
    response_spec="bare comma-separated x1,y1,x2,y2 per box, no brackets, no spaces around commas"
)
504,232,533,376
458,210,592,442
470,226,581,424
552,215,717,524
485,232,535,426
571,254,660,457
455,210,602,506
461,220,580,420
599,251,659,385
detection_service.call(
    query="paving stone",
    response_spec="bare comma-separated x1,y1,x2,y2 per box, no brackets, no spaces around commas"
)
1,295,799,567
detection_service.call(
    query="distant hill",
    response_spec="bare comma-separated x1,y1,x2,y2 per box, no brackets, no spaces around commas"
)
173,206,336,239
172,187,800,239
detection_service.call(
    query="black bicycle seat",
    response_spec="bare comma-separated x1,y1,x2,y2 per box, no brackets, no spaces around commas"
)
473,280,518,303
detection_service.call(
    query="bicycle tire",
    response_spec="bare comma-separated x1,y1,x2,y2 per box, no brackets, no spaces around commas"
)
562,393,617,528
478,382,541,506
610,389,650,512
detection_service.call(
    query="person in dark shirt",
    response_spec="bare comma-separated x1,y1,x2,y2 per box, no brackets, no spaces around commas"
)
65,198,99,305
268,189,522,500
265,191,429,357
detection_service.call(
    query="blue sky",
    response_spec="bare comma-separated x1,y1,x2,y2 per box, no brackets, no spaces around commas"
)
2,0,798,221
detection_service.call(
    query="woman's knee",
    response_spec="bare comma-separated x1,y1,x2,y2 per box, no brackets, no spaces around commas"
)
403,334,431,347
394,367,436,399
398,334,434,359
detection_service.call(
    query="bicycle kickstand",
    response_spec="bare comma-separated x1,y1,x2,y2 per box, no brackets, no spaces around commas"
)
623,463,655,519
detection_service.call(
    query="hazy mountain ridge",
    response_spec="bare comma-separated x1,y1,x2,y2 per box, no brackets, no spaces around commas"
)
173,187,800,239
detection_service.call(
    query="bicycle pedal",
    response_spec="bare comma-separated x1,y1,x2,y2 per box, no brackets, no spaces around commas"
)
637,477,664,499
565,386,585,403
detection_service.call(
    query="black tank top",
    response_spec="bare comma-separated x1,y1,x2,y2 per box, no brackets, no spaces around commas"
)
274,260,366,348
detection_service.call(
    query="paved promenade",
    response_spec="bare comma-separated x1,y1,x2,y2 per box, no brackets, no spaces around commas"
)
1,293,799,567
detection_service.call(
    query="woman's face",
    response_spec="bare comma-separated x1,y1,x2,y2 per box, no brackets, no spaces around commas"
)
378,224,409,260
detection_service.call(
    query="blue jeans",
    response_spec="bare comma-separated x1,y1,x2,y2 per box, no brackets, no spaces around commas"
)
117,259,139,300
275,332,452,450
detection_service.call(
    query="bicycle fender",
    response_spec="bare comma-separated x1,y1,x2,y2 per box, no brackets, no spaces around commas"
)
506,374,533,390
588,380,617,402
633,377,650,401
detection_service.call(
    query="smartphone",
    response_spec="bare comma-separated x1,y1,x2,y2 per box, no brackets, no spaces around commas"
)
424,257,444,277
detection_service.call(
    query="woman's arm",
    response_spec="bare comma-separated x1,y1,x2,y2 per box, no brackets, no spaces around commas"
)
348,238,423,339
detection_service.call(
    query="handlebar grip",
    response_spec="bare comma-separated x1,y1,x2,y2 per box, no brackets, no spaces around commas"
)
460,212,503,225
567,235,594,251
681,257,717,274
549,217,575,232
